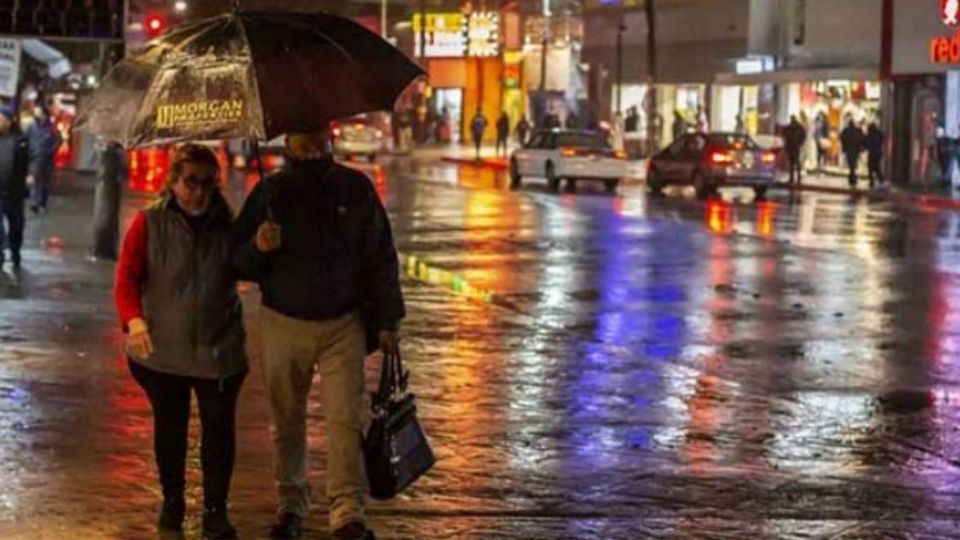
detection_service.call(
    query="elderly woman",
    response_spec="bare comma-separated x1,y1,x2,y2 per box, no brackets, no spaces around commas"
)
114,144,246,539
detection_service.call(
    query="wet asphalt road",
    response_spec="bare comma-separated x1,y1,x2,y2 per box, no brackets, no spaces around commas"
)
3,157,960,539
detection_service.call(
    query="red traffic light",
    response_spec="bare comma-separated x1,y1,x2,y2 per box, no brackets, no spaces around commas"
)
144,13,168,39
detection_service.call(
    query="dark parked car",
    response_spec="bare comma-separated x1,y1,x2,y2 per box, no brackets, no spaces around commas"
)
647,132,778,200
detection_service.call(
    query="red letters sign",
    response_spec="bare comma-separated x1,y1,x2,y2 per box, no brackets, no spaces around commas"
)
932,1,960,63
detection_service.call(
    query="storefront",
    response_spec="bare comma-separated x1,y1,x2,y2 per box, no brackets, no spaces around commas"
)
889,0,960,187
413,11,503,143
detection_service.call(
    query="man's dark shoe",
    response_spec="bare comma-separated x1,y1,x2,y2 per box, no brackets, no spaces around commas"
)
10,252,20,268
29,205,38,214
269,512,304,539
157,498,186,532
333,520,376,540
202,507,238,539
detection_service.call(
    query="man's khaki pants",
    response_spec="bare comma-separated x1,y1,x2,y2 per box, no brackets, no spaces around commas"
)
260,307,366,530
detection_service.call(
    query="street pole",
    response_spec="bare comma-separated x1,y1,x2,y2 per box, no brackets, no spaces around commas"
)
381,0,388,38
616,23,624,114
419,0,426,62
644,0,658,155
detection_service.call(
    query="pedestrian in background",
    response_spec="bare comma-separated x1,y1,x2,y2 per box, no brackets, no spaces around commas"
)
496,111,510,158
672,111,688,142
115,144,246,539
26,103,61,214
783,115,807,185
624,107,639,134
565,111,581,130
865,122,885,188
695,105,709,133
515,115,531,147
814,112,830,174
936,127,957,187
0,106,28,269
840,118,866,188
232,128,404,540
470,108,487,160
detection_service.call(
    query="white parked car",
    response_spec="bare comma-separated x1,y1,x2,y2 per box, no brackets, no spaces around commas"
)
510,129,628,193
333,117,385,163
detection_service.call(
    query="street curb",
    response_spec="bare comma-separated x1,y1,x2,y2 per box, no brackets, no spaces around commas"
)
770,182,960,210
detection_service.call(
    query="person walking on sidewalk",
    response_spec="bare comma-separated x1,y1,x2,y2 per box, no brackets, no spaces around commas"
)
232,128,405,540
26,103,61,214
840,119,866,188
496,112,510,158
814,112,830,174
783,115,807,185
470,108,488,161
865,122,885,188
0,106,28,269
515,115,531,147
114,144,247,539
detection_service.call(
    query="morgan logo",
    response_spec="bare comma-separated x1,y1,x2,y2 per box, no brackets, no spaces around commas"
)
944,0,959,26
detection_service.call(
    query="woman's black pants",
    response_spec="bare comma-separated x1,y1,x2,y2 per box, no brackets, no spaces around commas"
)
129,360,246,510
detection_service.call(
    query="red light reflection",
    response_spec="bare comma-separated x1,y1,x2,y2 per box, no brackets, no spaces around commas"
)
705,199,734,234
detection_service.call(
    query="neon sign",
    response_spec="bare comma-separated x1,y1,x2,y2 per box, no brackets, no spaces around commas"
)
932,0,960,64
412,12,500,58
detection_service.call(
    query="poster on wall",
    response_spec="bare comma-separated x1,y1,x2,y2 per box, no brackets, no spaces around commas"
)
413,12,500,58
0,38,21,98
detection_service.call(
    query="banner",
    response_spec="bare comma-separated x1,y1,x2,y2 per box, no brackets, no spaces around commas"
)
0,39,21,98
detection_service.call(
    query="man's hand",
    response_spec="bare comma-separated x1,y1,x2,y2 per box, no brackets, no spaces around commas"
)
379,330,400,352
125,317,154,360
255,221,282,253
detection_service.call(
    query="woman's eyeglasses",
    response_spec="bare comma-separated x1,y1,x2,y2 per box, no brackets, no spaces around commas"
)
181,174,217,191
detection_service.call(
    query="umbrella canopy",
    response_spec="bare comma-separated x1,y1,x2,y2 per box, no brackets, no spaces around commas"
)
76,10,425,147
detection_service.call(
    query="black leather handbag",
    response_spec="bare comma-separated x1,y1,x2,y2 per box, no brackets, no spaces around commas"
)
363,346,435,500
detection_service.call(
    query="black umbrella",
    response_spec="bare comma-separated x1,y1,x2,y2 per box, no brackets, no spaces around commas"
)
76,9,425,147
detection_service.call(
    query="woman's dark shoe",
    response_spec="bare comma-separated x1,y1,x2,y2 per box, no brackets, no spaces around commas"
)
332,521,376,540
269,512,304,538
158,498,186,531
202,507,238,539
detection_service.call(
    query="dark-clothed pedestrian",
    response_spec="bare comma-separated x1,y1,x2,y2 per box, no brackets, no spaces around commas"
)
544,110,561,130
783,116,807,184
937,128,957,187
865,122,885,188
624,107,640,133
565,111,581,130
840,119,866,188
232,128,405,540
26,103,61,214
496,112,510,158
814,112,830,174
672,110,687,142
516,115,531,146
470,108,487,160
0,106,28,269
114,144,246,539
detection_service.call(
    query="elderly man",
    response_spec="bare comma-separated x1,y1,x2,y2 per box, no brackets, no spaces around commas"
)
233,128,404,540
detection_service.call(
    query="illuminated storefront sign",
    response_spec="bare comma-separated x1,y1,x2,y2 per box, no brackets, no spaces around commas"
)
412,12,500,58
931,0,960,63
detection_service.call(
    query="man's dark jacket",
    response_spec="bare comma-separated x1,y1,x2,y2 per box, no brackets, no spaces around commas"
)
0,129,29,199
232,157,405,332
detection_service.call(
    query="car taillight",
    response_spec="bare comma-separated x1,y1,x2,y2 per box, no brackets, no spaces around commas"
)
708,150,734,165
560,147,577,157
614,149,628,160
761,151,777,164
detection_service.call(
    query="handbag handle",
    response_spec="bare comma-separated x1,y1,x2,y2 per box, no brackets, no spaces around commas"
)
375,346,408,406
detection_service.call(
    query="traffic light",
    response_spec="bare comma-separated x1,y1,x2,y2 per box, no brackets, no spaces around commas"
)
144,13,168,39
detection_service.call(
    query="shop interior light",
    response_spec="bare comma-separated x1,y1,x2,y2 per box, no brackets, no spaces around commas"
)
174,1,188,13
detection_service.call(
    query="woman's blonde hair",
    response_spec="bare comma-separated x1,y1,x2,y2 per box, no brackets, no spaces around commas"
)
165,144,221,189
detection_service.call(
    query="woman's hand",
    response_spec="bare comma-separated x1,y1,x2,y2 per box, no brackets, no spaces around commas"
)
125,317,154,360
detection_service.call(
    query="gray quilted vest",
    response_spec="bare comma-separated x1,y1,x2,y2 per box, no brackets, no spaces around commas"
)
136,192,247,379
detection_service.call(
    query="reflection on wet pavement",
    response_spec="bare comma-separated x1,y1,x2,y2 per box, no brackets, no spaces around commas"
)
4,162,960,538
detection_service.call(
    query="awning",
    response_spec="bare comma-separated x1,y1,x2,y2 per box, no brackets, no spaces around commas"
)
22,39,71,79
715,66,879,86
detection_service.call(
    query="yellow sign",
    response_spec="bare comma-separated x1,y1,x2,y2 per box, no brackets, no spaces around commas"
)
155,99,244,130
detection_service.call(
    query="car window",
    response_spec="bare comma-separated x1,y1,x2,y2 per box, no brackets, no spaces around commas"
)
706,134,759,150
527,133,546,149
556,132,611,149
664,138,685,157
543,133,558,150
683,135,707,155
